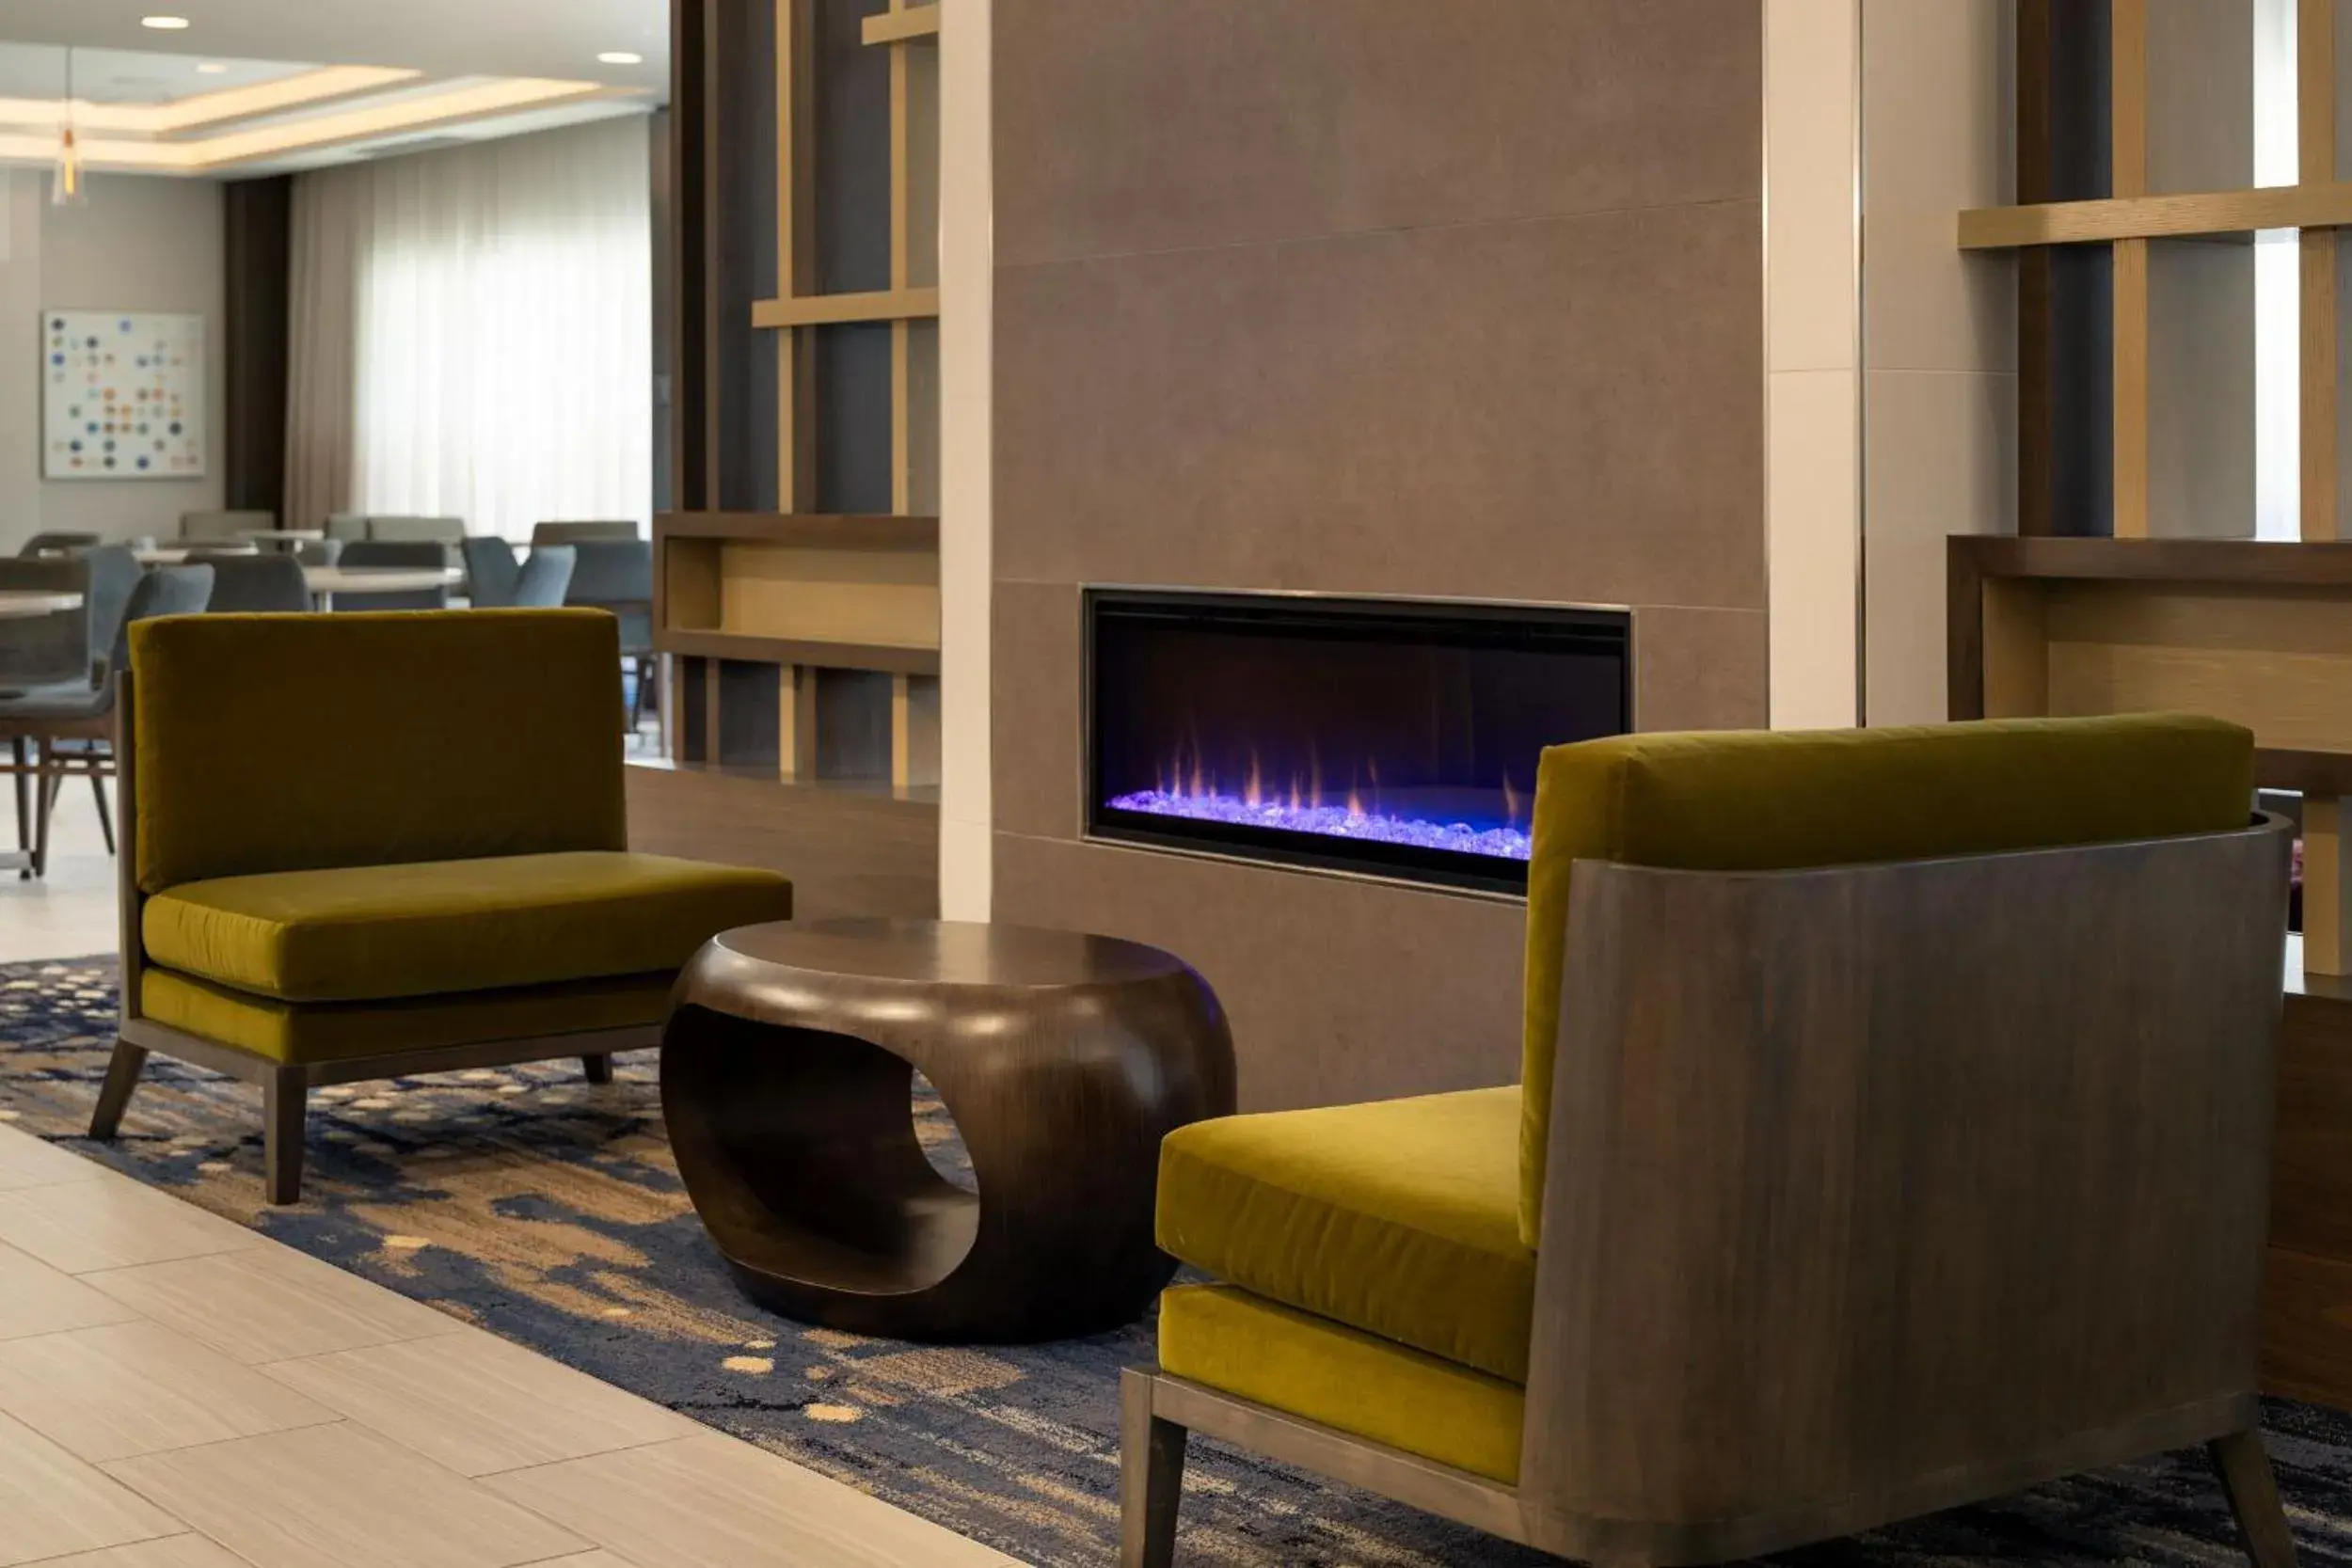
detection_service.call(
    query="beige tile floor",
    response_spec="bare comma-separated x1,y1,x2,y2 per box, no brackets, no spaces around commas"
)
0,807,1019,1567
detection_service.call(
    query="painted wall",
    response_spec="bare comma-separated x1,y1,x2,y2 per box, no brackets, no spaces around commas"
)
0,171,227,552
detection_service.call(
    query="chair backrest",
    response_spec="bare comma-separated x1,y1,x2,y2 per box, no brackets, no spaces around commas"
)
325,514,367,543
533,521,641,545
81,546,143,673
512,546,577,608
0,557,92,689
460,536,521,607
18,531,99,557
562,539,652,605
335,541,451,610
294,538,343,567
1517,805,2286,1554
127,609,627,893
180,510,274,543
196,553,309,615
1517,714,2256,1246
108,565,213,673
364,515,465,544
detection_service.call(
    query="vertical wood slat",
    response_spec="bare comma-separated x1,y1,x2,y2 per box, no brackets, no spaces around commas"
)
888,0,914,517
2109,0,2151,539
2015,0,2055,537
775,0,817,514
2305,0,2341,544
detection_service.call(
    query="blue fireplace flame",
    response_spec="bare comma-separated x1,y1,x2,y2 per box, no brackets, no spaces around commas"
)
1105,787,1533,862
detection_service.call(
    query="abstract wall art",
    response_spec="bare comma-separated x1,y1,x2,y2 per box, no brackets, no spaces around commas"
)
41,309,206,481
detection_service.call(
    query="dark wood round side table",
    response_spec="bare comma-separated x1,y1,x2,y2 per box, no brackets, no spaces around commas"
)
660,918,1236,1342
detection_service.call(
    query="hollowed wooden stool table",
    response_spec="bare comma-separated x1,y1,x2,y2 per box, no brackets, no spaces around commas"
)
662,918,1235,1341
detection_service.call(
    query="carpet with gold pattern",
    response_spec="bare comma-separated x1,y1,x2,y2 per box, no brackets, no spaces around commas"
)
6,957,2352,1568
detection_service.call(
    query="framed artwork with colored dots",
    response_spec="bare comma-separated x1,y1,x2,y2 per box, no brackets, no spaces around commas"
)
40,309,206,481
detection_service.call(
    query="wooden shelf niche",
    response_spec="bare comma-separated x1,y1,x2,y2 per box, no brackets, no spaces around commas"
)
658,511,940,791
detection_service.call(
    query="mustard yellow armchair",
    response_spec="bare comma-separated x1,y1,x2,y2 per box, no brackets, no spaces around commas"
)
1124,716,2297,1568
95,610,793,1203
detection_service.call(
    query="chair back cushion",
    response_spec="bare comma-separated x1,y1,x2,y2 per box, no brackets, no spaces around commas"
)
109,565,213,673
131,609,626,893
0,557,92,688
1518,714,2254,1245
461,537,521,607
514,546,577,608
191,553,307,615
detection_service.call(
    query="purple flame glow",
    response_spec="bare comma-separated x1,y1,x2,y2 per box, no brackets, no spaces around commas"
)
1107,788,1532,861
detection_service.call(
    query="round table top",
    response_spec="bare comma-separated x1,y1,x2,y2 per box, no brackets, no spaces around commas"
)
706,918,1194,990
0,590,81,620
239,529,325,542
137,545,258,565
303,565,463,594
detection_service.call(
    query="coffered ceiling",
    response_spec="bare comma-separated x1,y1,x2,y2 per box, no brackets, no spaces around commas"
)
0,0,664,176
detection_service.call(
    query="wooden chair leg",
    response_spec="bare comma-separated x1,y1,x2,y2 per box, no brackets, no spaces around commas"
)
582,1053,614,1085
10,736,26,875
31,751,58,879
89,769,113,856
1120,1369,1186,1568
89,1040,149,1139
2211,1429,2299,1568
263,1066,309,1205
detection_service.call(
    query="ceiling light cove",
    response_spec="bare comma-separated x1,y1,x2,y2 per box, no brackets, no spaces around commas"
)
596,52,644,66
140,16,192,30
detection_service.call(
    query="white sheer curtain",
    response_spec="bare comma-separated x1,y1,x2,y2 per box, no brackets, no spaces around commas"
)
284,116,653,542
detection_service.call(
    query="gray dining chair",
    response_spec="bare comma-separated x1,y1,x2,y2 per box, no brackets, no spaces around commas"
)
325,514,367,544
196,553,310,614
294,538,343,568
514,546,577,608
334,541,451,610
460,536,522,607
532,521,641,544
18,531,99,557
564,539,656,731
0,564,212,875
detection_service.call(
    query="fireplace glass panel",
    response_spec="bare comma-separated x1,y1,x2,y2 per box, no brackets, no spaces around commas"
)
1087,591,1631,893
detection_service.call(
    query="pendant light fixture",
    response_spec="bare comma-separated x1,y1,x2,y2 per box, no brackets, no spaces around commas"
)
52,47,86,208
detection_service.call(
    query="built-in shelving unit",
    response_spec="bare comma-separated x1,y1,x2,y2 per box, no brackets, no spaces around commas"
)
656,510,940,786
655,0,943,911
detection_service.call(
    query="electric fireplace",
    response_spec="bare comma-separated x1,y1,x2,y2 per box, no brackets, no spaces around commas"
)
1087,590,1632,893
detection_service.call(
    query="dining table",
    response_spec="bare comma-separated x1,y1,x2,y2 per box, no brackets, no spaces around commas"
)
239,529,326,551
0,590,81,620
136,544,258,566
301,564,464,610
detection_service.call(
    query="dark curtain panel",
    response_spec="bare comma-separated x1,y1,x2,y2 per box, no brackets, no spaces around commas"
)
223,175,293,522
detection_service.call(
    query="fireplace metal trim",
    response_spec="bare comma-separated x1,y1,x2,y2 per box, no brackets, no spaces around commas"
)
1080,586,1637,896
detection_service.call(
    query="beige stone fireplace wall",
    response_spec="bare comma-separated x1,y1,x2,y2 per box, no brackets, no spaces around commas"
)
988,1,1770,1110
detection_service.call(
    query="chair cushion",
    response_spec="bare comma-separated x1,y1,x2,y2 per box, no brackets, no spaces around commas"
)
0,679,106,721
130,610,628,894
144,850,792,1003
141,967,675,1066
1159,1283,1525,1483
1157,1086,1532,1384
1519,713,2255,1245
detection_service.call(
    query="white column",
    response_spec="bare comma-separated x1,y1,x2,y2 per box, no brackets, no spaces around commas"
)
1764,0,1863,729
937,0,993,920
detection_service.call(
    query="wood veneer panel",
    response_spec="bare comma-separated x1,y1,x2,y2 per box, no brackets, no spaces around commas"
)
625,761,937,920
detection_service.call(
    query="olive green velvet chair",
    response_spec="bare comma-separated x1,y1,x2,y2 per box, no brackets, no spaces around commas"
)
94,610,794,1203
1123,715,2299,1568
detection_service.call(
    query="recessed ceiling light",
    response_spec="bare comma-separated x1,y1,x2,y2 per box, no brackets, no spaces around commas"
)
195,62,229,74
596,51,643,65
141,14,191,28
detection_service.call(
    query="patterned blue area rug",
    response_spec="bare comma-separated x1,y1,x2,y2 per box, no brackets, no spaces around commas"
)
5,956,2352,1568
